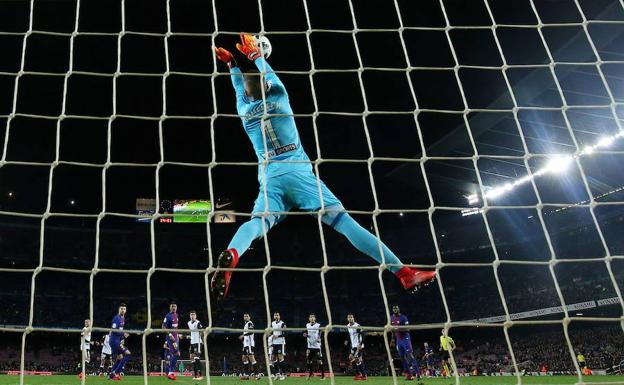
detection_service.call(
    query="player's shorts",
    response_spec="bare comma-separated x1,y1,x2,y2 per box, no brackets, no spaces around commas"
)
440,351,450,360
350,347,363,359
307,348,323,362
190,343,202,356
252,170,343,229
271,343,286,355
242,346,255,356
101,352,112,359
110,339,129,356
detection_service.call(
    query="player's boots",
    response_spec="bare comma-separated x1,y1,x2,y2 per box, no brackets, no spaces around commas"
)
395,267,436,293
210,248,239,300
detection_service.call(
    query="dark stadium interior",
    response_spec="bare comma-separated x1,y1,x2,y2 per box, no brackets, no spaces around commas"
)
0,0,623,378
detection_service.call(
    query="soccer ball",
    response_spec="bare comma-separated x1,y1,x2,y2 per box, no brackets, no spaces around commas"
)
255,35,272,58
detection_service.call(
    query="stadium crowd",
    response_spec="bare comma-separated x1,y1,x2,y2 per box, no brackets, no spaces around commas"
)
0,195,623,376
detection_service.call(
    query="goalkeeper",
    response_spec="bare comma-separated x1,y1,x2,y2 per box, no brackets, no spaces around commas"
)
211,34,436,299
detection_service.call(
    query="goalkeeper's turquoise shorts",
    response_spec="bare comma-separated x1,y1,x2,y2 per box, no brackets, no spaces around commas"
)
251,169,343,228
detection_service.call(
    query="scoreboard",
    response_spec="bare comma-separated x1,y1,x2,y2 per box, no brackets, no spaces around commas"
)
135,198,235,223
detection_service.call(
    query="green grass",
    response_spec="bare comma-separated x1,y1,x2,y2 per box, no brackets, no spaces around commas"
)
173,200,211,223
1,375,623,385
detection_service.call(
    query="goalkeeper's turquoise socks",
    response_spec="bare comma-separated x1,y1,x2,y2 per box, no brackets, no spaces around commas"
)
331,213,403,273
228,213,404,273
227,217,265,257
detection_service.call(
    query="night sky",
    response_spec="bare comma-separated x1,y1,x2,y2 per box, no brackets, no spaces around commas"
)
0,0,623,335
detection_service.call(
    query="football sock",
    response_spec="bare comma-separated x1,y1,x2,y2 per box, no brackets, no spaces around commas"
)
194,357,201,376
118,354,130,372
228,218,266,257
169,355,177,374
331,213,403,273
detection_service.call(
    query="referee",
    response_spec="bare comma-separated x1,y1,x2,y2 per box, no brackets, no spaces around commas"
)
439,333,456,377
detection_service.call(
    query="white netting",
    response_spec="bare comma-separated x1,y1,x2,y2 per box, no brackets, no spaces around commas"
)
0,1,623,385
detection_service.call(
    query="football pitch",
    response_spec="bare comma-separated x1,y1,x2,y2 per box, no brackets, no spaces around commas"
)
1,376,623,385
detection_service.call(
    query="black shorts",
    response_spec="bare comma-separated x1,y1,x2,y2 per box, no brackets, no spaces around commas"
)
272,343,285,355
190,343,202,356
350,347,362,358
441,351,450,360
307,348,323,362
242,346,255,355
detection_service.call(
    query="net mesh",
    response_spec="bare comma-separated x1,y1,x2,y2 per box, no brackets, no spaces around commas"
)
0,0,623,385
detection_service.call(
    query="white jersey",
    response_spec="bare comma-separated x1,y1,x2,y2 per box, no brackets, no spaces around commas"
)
271,320,286,345
188,319,203,345
306,322,322,349
81,327,91,350
102,334,112,355
243,320,255,347
348,322,363,349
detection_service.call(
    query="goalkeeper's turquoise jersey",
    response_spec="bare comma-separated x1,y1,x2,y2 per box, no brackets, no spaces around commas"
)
230,58,312,182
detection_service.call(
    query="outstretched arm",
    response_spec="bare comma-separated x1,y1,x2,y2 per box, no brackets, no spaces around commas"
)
236,34,286,93
214,47,246,103
254,57,285,93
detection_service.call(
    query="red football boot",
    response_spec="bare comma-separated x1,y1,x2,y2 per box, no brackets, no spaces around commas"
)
395,267,436,292
210,248,239,300
167,373,177,381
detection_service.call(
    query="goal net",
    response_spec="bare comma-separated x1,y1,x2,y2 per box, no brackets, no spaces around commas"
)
0,0,623,385
159,359,207,376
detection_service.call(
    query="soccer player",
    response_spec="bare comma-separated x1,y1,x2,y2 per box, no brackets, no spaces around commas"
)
271,312,287,380
422,342,435,377
109,303,131,380
240,313,258,380
163,302,180,381
439,331,455,377
99,334,113,376
346,314,367,381
303,313,325,380
210,34,436,300
79,319,93,378
188,310,204,380
577,351,587,369
390,305,419,380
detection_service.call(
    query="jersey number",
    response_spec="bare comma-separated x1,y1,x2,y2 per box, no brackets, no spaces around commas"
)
262,119,281,149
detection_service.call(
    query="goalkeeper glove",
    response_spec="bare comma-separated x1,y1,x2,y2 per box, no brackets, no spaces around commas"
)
214,47,237,68
236,33,261,61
